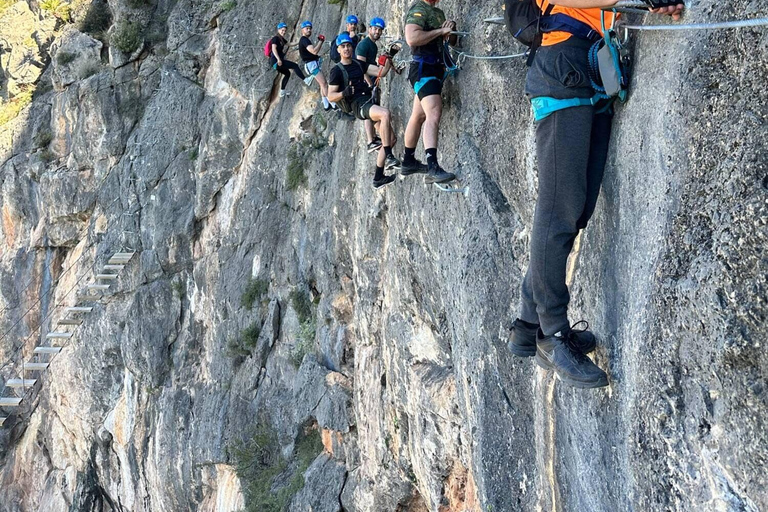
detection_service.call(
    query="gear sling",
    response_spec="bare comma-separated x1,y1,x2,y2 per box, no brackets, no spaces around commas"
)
504,0,630,120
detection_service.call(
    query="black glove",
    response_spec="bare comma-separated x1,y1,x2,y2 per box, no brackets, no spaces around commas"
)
643,0,679,8
342,85,355,99
388,45,400,57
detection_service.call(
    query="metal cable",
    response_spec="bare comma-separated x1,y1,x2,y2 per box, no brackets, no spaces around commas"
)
622,17,768,31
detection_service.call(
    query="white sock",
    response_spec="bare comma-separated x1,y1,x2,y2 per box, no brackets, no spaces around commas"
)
322,97,330,108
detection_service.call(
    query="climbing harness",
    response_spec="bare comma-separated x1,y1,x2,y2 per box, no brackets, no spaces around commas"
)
531,10,629,121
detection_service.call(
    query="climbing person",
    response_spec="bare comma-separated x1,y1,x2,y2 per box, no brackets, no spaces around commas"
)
327,33,401,189
401,0,458,183
298,20,336,111
356,17,390,153
270,22,312,98
508,0,684,388
330,14,362,63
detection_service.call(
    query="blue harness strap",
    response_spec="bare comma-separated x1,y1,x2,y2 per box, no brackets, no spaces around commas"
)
530,96,604,122
540,13,602,43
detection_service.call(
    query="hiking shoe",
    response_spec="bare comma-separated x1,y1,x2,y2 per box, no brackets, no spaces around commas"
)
304,76,314,86
279,90,290,98
509,319,596,357
400,159,428,176
535,327,608,389
385,154,402,170
372,174,396,189
367,140,382,153
424,162,455,184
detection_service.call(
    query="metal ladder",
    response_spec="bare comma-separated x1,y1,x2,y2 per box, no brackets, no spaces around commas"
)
0,252,135,427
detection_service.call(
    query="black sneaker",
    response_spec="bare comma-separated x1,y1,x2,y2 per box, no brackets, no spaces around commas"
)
424,162,455,184
385,154,402,170
509,319,596,357
535,327,608,389
367,140,382,153
372,174,396,189
400,159,428,176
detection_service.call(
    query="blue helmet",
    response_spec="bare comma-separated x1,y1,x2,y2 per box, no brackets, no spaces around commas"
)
370,17,386,29
335,33,354,47
345,14,359,25
276,22,287,29
301,20,312,29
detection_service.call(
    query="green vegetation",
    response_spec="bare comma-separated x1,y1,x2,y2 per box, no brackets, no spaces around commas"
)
56,51,77,65
77,61,101,79
111,21,142,54
289,289,312,324
79,0,111,35
231,424,323,512
0,89,33,127
35,130,53,147
227,321,261,358
219,0,236,11
189,147,198,161
289,289,316,367
172,280,185,299
286,144,307,191
241,278,268,310
327,0,346,5
291,320,316,367
126,0,151,8
40,0,71,21
40,149,56,163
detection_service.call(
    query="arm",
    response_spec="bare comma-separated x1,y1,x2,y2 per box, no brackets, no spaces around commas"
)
327,83,342,103
309,39,324,54
272,44,282,65
367,59,392,79
405,23,452,47
547,0,617,6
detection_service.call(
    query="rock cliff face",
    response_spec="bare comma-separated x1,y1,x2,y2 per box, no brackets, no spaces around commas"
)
1,0,767,511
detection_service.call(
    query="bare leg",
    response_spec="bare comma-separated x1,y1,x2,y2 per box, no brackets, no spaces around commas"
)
420,94,442,150
404,95,426,149
364,120,376,144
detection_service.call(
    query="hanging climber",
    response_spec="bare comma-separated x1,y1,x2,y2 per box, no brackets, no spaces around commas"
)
327,33,401,189
298,20,336,111
508,0,684,388
401,0,459,184
270,22,313,99
356,17,391,153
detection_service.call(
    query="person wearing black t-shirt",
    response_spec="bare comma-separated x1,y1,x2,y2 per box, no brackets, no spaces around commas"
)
270,22,311,98
355,17,387,153
327,34,400,189
298,20,335,111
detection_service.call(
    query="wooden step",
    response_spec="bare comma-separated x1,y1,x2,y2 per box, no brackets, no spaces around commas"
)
46,332,72,340
103,264,125,271
65,306,93,313
34,347,62,355
95,274,118,280
58,318,83,326
0,397,22,407
5,379,36,388
24,362,49,371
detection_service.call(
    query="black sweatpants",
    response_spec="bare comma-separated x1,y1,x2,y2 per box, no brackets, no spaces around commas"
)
518,38,614,336
271,58,306,90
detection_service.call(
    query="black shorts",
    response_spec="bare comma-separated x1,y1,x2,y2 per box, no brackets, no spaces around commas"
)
351,96,374,121
408,61,444,100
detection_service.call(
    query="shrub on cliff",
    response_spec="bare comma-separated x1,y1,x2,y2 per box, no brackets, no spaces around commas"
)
111,21,142,53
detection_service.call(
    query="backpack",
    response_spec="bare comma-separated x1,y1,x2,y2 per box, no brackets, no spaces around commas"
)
503,0,602,64
333,60,366,114
264,39,272,59
329,36,341,63
503,0,552,48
